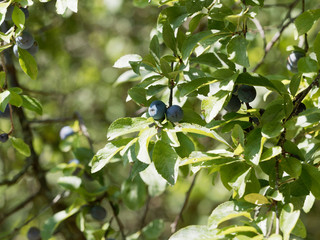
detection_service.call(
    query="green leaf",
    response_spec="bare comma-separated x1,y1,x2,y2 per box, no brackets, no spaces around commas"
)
260,146,282,161
56,0,78,14
208,200,254,229
21,95,42,115
231,124,244,147
230,168,251,198
181,31,229,62
295,9,320,35
178,77,215,97
301,164,320,199
191,53,222,68
10,137,30,157
227,36,249,68
90,139,131,173
0,90,10,112
219,225,259,236
314,32,320,65
8,89,22,107
150,35,160,64
113,54,142,68
136,127,157,164
153,140,179,185
280,203,300,240
283,140,305,161
41,199,84,240
244,128,266,165
175,123,231,148
280,157,302,178
179,151,238,167
140,162,167,197
244,193,270,205
220,162,250,190
201,91,229,123
160,57,172,78
12,6,25,29
128,87,148,106
121,176,147,210
162,20,176,53
18,48,38,80
297,56,318,73
291,218,307,239
237,72,284,94
289,74,302,96
169,225,219,240
142,219,165,239
107,117,151,140
58,176,82,190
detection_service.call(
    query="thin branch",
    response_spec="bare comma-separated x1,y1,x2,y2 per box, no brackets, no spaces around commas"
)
140,195,151,230
28,116,76,124
0,160,32,186
108,200,126,240
171,172,198,233
253,0,300,72
0,189,41,225
251,17,266,49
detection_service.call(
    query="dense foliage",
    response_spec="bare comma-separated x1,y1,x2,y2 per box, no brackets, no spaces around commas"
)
1,0,320,239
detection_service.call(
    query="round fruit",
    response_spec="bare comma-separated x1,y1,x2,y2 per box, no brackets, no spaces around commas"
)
224,94,241,112
238,85,256,103
148,100,166,120
166,105,183,122
13,44,19,57
27,227,41,240
90,205,107,221
26,41,39,56
287,51,305,73
0,133,8,143
59,126,74,140
16,31,35,49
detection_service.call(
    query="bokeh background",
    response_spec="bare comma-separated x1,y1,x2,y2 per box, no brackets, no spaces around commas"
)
1,0,320,239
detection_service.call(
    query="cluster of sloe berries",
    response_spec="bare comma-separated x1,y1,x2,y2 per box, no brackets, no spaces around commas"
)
148,100,184,122
286,51,305,73
224,85,257,113
4,4,39,57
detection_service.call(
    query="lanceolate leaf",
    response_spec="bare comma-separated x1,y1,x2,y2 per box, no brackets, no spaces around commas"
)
174,123,231,148
107,117,151,140
18,48,38,80
280,203,300,240
227,36,249,68
90,138,132,173
169,225,219,240
10,137,31,157
208,201,254,229
153,140,179,185
244,128,265,166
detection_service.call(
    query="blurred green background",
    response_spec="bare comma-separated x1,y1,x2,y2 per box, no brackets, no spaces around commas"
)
1,0,320,239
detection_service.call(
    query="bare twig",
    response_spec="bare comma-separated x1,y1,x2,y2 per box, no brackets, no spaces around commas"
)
253,0,300,72
0,160,32,186
108,200,126,240
171,172,199,233
28,116,76,124
140,195,151,230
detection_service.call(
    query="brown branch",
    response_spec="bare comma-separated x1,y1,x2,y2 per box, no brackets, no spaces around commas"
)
28,116,76,124
108,200,126,240
0,189,41,225
171,172,198,233
140,195,151,230
0,160,32,186
253,0,300,72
